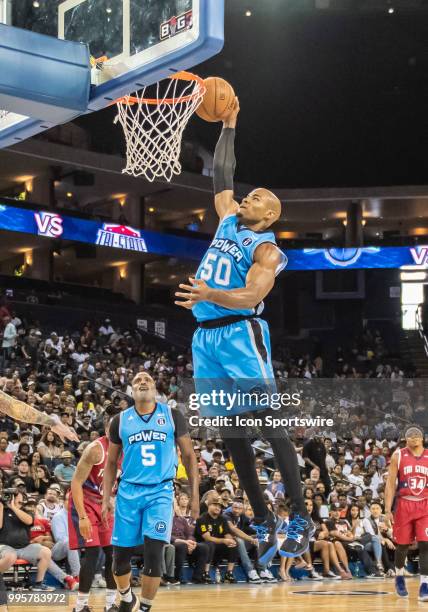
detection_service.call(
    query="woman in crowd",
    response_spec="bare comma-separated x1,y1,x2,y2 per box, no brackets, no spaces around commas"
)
33,464,53,495
0,437,14,474
13,441,31,466
37,430,63,470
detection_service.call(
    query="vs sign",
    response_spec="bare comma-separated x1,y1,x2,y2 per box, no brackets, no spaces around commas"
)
410,246,428,266
34,212,64,238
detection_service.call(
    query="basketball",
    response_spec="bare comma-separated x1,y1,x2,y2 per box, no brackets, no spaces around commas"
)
196,77,236,122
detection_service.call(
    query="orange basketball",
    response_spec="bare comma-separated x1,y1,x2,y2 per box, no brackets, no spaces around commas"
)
196,77,236,122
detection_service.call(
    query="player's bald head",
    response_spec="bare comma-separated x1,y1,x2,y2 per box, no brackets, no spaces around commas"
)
252,188,282,225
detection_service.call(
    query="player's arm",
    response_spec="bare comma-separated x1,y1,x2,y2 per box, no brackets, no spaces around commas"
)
384,450,399,525
175,242,280,310
226,521,257,545
70,442,103,540
174,410,199,520
213,98,240,220
0,389,79,442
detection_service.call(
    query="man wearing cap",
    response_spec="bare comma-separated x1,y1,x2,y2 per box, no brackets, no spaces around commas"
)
386,425,428,601
194,496,238,583
54,451,76,488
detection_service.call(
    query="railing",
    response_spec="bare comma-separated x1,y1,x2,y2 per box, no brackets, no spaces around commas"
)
416,306,428,357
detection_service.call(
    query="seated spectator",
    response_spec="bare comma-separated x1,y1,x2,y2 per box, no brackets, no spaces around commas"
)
0,437,14,474
0,490,53,591
361,502,395,576
37,431,63,471
171,493,210,584
14,442,32,467
33,465,53,496
37,488,63,521
194,496,238,583
223,499,261,583
54,451,76,488
14,459,36,493
297,499,348,580
266,471,285,500
326,507,380,578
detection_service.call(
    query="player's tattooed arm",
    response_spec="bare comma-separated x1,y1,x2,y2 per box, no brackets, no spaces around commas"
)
0,389,79,441
71,442,102,539
384,450,399,525
177,433,200,520
175,242,280,310
213,97,240,220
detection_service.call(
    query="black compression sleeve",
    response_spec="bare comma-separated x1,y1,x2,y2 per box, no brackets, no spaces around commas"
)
172,408,188,438
108,414,122,445
213,127,236,194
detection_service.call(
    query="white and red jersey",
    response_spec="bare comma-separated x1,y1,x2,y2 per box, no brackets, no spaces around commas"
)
397,446,428,500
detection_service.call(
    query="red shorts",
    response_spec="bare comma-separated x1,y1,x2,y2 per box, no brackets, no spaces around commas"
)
68,494,113,550
393,497,428,545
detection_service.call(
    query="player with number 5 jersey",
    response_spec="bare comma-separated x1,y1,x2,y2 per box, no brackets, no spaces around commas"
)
102,372,199,612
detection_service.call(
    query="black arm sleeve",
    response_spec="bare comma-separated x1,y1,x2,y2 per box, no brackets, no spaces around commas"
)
213,127,236,194
172,409,189,439
108,414,122,446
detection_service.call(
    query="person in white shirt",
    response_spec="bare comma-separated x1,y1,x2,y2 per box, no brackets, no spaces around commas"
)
1,316,17,368
99,319,114,337
45,332,63,357
201,439,222,465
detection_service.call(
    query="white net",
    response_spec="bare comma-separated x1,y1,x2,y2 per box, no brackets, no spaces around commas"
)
0,110,9,121
114,73,205,183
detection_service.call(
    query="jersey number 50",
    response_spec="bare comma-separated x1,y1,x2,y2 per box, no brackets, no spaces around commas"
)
141,444,156,466
200,254,231,286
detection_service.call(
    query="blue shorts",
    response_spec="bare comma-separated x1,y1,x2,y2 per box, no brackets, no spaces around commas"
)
192,317,275,417
112,479,174,548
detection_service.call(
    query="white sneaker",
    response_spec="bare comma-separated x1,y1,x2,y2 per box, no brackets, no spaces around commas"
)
325,570,341,580
259,569,277,583
308,570,323,580
92,575,107,588
248,570,262,584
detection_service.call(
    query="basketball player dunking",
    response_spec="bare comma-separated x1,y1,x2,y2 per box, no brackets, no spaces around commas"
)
175,99,313,561
69,404,122,612
385,426,428,601
102,372,199,612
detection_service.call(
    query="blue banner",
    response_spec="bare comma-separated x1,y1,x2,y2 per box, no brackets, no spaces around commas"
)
285,246,428,270
0,203,208,261
0,203,427,271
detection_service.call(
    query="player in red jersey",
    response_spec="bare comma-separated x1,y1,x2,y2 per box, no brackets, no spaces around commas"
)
69,405,122,612
385,425,428,601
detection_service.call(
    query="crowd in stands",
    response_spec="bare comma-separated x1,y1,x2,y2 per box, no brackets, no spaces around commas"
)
0,299,424,587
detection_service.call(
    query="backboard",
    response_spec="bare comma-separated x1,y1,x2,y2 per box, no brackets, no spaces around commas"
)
0,0,224,147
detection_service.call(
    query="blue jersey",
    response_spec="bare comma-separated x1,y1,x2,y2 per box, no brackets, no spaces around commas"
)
113,403,178,486
192,214,287,322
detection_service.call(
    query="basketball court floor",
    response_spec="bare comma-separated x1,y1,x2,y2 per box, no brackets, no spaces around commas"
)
9,578,420,612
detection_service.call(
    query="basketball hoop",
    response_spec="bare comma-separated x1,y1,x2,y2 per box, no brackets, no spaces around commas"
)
113,71,206,182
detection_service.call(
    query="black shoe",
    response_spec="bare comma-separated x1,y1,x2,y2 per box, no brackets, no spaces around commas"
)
166,576,180,585
73,608,93,612
251,511,281,566
192,572,213,584
223,571,237,584
105,606,120,612
118,593,140,612
279,511,315,558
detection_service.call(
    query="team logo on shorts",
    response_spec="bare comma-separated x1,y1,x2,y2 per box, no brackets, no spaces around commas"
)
243,237,253,247
155,521,167,534
157,416,166,426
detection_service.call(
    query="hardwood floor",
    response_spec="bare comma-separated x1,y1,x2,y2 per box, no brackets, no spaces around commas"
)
10,577,423,612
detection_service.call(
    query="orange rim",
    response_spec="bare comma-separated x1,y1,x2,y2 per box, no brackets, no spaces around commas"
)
115,71,206,106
